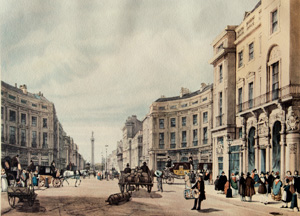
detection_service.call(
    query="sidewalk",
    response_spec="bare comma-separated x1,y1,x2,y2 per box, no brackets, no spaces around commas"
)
204,184,300,213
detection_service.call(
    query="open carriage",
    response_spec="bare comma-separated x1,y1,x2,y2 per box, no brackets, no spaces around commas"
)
163,162,191,184
118,169,153,193
37,165,62,188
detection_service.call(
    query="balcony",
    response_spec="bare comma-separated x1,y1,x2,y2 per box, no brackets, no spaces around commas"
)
236,85,300,113
181,142,187,148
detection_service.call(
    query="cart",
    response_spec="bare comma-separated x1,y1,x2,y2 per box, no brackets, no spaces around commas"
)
38,166,62,188
163,162,191,184
6,172,37,208
118,170,153,193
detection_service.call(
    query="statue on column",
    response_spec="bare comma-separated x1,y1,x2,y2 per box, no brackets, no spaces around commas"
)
286,107,300,132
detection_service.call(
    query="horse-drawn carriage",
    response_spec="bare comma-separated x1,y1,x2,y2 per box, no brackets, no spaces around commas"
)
118,169,153,193
37,165,62,188
163,162,191,184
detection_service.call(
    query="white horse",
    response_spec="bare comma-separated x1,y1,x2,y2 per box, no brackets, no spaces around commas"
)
63,170,81,187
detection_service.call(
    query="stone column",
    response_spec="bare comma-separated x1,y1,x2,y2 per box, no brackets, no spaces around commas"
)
266,145,270,172
285,106,300,173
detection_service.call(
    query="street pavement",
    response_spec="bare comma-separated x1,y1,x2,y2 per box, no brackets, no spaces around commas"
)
1,177,299,216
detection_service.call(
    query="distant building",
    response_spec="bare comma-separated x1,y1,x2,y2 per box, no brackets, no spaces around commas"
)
1,81,85,169
145,85,213,171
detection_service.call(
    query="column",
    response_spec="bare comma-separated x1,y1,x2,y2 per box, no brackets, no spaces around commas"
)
266,145,270,172
27,151,30,165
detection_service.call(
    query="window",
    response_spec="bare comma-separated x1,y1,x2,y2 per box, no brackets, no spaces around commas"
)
271,10,278,33
8,95,16,100
217,136,224,146
43,118,48,128
238,88,243,112
159,133,164,149
43,132,48,148
238,51,243,67
218,157,223,175
203,127,208,144
219,92,223,126
181,104,187,108
182,117,186,126
249,42,254,60
32,131,37,148
192,101,198,105
249,82,253,108
32,103,37,107
1,107,3,119
170,105,177,109
42,105,47,109
1,124,4,140
9,126,16,144
170,118,176,127
219,64,223,83
21,113,26,125
272,62,279,100
203,112,208,123
21,99,27,104
202,97,207,102
193,115,197,126
182,131,187,147
159,119,164,129
193,129,198,146
170,132,176,148
239,128,243,139
21,129,26,146
9,110,16,122
32,116,37,127
159,106,165,110
217,43,224,52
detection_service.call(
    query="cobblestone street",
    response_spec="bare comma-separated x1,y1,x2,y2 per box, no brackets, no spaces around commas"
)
1,178,299,216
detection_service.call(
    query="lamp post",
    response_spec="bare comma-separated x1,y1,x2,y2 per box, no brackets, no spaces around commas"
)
226,135,233,198
105,145,108,178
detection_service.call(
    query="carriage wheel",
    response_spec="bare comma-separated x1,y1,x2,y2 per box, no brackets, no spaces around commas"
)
52,178,61,188
8,195,16,208
39,177,45,187
147,185,152,193
167,177,174,184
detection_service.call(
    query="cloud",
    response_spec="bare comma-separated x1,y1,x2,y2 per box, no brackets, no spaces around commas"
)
1,0,259,162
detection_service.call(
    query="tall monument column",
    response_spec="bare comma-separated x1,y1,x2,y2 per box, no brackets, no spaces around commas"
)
91,131,95,170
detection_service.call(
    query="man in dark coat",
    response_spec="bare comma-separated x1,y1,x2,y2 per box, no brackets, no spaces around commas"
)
166,156,172,168
281,179,292,208
190,171,196,184
239,172,246,201
191,175,205,211
124,163,131,174
27,160,35,173
50,160,56,178
189,157,194,170
218,171,227,193
245,172,255,201
258,172,268,205
141,162,150,174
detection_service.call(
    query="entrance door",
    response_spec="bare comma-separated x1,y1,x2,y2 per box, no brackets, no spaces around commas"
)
248,127,255,172
272,121,281,173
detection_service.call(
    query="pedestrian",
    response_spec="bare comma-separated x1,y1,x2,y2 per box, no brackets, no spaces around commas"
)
204,170,210,185
189,157,194,170
272,174,282,201
190,170,196,184
239,172,246,201
235,172,240,192
230,173,238,196
191,175,205,211
214,176,219,191
252,169,260,189
281,179,292,208
27,160,35,173
1,168,8,192
294,170,300,198
155,170,163,192
166,156,172,169
218,171,227,194
258,172,268,205
290,170,299,211
245,172,255,202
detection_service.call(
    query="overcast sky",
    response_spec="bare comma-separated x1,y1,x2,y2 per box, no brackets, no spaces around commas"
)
1,0,259,163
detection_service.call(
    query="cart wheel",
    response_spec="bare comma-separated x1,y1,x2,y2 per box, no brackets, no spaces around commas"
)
167,177,174,184
52,178,61,188
147,185,152,193
39,178,45,187
8,195,16,208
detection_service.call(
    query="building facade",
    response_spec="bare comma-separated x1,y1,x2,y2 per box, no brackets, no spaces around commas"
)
1,81,85,170
146,85,213,171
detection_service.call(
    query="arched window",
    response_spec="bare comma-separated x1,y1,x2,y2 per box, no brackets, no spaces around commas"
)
248,127,255,172
272,121,281,173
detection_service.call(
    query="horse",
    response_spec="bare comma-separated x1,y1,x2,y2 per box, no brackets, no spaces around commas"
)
63,170,81,187
184,172,192,189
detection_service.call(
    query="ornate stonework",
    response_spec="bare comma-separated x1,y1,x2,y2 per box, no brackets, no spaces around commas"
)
286,107,300,132
268,46,281,64
216,142,223,155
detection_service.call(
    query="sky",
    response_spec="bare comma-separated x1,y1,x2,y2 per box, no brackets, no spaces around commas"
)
1,0,259,163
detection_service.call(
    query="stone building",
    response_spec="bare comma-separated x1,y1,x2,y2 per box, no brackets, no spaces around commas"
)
145,85,213,171
121,115,143,169
1,81,85,169
116,140,123,171
210,25,238,179
211,0,300,177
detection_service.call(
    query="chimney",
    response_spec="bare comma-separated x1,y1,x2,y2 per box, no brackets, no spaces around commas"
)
200,83,207,91
180,87,190,97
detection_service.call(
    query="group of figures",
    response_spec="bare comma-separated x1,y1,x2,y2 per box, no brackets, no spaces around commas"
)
214,169,300,211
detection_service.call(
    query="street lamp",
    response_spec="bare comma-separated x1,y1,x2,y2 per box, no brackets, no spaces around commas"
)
226,135,233,198
105,145,108,178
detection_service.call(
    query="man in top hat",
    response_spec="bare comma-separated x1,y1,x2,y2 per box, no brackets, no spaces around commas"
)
258,172,268,205
188,156,194,170
124,163,131,174
166,156,172,168
191,175,205,211
218,171,227,194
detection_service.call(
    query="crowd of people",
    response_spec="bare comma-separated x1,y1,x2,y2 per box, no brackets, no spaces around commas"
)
214,169,300,210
